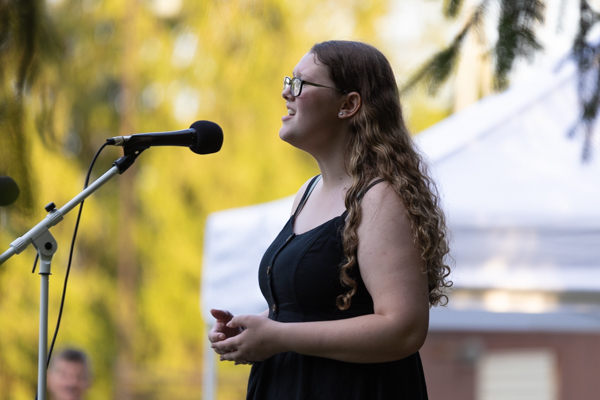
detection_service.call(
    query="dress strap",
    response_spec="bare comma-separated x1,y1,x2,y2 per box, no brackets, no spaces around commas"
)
357,179,385,201
341,179,386,219
293,175,322,218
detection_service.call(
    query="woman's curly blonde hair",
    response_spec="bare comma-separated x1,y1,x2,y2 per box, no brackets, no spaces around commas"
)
311,40,452,309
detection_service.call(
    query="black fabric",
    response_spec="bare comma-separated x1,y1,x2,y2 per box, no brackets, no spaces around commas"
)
247,177,428,400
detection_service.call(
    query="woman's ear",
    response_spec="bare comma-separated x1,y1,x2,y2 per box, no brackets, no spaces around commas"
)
338,92,361,118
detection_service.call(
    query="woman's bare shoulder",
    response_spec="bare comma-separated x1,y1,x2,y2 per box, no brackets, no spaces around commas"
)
358,180,413,239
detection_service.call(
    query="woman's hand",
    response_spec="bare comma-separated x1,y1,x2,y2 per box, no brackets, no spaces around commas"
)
211,314,283,364
208,309,243,355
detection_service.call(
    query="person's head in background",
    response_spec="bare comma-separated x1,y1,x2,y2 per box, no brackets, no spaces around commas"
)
47,348,92,400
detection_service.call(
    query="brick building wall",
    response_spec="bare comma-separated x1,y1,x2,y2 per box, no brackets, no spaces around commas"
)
421,331,600,400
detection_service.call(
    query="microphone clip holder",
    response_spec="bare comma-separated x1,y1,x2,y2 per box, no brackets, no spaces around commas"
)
0,149,144,400
113,148,146,174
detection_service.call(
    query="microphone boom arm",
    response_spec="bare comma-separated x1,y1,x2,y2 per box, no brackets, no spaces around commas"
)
0,154,138,400
0,164,123,264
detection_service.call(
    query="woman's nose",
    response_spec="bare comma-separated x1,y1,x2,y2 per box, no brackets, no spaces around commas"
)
282,84,293,100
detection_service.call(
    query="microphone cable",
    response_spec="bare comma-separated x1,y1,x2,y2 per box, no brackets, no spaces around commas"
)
31,142,109,375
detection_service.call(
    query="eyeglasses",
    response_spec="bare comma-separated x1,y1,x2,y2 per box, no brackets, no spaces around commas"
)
283,76,344,97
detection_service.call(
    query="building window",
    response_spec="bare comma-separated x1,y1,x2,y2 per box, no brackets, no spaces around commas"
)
477,349,558,400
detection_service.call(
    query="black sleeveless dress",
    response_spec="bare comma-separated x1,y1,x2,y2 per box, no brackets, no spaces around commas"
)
247,176,428,400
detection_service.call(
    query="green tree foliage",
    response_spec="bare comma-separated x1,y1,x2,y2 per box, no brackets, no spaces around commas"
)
403,0,599,160
403,0,545,93
0,0,63,215
0,0,390,399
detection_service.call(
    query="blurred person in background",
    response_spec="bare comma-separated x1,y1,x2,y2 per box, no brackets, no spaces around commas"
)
210,40,451,399
47,348,92,400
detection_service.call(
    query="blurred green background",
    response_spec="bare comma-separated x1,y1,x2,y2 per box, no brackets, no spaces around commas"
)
0,0,457,398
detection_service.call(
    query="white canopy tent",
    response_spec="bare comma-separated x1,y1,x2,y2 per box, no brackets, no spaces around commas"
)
199,58,600,398
417,60,600,294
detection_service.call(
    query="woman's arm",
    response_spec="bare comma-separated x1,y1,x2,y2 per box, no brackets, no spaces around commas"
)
213,182,430,364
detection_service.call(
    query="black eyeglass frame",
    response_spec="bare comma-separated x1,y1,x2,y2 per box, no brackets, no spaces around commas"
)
283,76,346,97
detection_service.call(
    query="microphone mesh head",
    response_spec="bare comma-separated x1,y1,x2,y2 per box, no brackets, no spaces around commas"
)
0,176,20,206
189,120,223,154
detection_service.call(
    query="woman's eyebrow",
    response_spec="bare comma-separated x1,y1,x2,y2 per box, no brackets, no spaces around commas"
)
293,70,310,79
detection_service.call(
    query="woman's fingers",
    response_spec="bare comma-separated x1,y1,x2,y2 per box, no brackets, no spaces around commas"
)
209,310,244,344
226,314,250,329
208,332,226,343
211,344,227,355
213,346,236,355
210,309,234,322
211,335,239,355
219,349,251,364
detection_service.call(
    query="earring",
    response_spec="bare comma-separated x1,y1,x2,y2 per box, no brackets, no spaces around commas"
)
339,112,344,116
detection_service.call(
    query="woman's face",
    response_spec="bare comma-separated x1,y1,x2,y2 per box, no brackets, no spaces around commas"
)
279,52,345,154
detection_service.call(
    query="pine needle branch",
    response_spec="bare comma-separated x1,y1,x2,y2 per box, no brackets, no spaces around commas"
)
494,0,544,89
570,0,600,161
444,0,464,19
401,1,488,95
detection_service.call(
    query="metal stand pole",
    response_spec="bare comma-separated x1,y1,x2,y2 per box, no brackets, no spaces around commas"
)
37,252,52,400
30,227,59,400
0,153,141,399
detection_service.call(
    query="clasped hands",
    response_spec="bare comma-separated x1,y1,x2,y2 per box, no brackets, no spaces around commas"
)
209,309,281,365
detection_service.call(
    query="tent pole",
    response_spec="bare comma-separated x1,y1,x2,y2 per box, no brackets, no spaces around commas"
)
203,323,217,400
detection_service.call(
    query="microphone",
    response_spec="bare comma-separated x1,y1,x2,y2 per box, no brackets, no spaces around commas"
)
106,120,223,154
0,176,20,206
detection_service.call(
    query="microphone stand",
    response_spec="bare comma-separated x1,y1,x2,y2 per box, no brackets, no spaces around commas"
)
0,151,142,400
